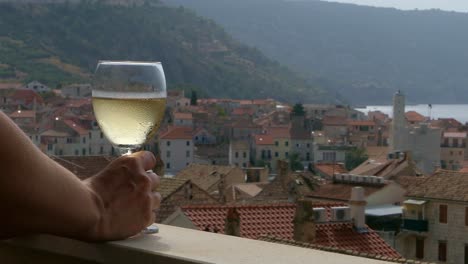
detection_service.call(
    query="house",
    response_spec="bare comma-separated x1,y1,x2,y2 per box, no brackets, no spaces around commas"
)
313,163,348,178
397,170,468,263
164,189,401,260
193,144,229,166
229,140,250,167
155,177,218,223
159,126,194,174
193,128,216,145
61,84,92,98
26,81,50,93
173,112,193,127
322,116,348,142
347,120,378,147
290,115,314,166
350,151,421,179
9,89,44,110
252,127,292,171
176,164,246,202
440,131,466,170
312,145,351,164
405,111,426,125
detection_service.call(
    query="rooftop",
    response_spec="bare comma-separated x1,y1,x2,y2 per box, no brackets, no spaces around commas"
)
160,126,194,140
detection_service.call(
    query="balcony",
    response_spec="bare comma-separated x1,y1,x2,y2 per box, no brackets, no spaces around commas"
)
1,224,399,264
401,219,428,232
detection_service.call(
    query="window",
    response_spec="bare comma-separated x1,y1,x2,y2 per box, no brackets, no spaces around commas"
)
439,204,448,224
82,148,86,156
167,141,171,146
59,150,63,155
75,150,79,156
100,132,104,139
306,152,310,161
166,163,171,169
416,238,424,259
285,141,289,146
243,152,247,158
275,141,279,146
47,144,53,151
285,152,289,158
35,135,39,141
296,143,300,148
89,132,92,139
323,152,336,162
100,146,104,154
82,137,86,144
275,152,279,157
242,163,246,167
166,151,171,158
235,152,239,158
54,137,57,144
438,241,447,262
186,141,190,146
186,150,190,158
306,143,310,148
67,138,73,144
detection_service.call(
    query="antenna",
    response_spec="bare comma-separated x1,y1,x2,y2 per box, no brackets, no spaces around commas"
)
428,104,432,121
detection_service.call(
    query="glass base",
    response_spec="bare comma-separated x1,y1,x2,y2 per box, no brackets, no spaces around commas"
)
143,223,159,234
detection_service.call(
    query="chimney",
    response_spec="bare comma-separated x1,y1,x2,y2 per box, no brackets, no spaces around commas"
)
224,207,240,236
277,159,290,188
293,200,316,243
350,187,367,230
218,173,226,204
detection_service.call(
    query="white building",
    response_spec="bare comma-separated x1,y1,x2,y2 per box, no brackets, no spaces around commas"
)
26,81,50,93
159,126,194,174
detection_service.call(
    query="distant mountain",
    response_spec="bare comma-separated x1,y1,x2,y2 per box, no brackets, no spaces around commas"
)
167,0,468,104
0,1,339,103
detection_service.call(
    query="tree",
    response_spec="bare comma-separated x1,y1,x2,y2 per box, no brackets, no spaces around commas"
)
345,148,368,171
289,153,304,171
292,103,305,116
190,89,198,105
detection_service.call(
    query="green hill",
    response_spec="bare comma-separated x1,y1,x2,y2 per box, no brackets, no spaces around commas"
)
0,1,340,103
168,0,468,104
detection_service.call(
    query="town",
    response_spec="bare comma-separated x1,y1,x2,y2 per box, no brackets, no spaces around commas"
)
2,80,468,263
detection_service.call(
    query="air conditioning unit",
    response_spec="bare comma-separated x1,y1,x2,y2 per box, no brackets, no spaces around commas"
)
341,174,349,182
349,174,357,183
334,174,343,182
362,176,370,184
331,206,351,222
355,175,364,183
376,177,384,184
313,207,327,223
369,176,378,184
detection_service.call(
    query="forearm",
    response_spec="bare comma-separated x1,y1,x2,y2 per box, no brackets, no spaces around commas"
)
0,112,99,239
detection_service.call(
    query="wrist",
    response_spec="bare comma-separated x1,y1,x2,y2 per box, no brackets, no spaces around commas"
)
77,180,105,241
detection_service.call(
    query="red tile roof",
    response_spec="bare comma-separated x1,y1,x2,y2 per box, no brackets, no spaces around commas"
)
254,134,274,145
322,116,348,126
405,111,426,123
266,127,290,138
174,112,193,120
180,203,401,259
305,181,384,202
347,120,376,126
160,126,194,140
66,98,91,108
314,163,348,178
63,119,89,135
10,89,44,105
9,110,35,119
232,107,255,116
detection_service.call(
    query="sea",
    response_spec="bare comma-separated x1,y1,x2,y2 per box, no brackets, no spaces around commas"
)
355,104,468,124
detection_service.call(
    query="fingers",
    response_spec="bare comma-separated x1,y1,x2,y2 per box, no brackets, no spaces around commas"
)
146,171,160,191
131,151,156,171
152,192,162,210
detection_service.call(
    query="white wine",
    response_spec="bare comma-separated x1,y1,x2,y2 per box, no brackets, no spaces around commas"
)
92,96,166,150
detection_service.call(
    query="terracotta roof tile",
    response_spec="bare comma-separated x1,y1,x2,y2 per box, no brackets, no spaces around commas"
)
159,177,189,199
406,170,468,201
63,119,89,135
51,156,113,180
174,112,193,120
232,107,255,116
314,163,348,178
305,181,383,202
9,110,35,118
11,89,44,105
160,126,194,140
254,134,274,145
266,127,290,138
181,203,401,259
405,111,426,123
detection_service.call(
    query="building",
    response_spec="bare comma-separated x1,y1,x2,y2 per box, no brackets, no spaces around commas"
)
229,140,250,167
164,189,401,260
389,91,441,174
397,170,468,263
173,112,193,127
440,132,466,170
159,126,194,174
26,81,50,93
312,145,351,164
61,84,92,98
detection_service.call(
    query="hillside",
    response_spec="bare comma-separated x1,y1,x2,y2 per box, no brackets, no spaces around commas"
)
0,1,338,103
167,0,468,104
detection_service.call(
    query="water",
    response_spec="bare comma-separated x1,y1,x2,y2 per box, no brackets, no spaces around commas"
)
355,104,468,124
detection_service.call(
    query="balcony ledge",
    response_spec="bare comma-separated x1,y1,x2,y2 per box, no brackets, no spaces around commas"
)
2,224,396,264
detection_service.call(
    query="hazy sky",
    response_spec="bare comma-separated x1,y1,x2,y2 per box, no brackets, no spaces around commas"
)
323,0,468,12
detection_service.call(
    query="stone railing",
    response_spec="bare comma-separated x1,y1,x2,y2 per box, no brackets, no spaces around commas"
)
1,224,397,264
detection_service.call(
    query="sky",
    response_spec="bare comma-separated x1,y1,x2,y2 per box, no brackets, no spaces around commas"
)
323,0,468,12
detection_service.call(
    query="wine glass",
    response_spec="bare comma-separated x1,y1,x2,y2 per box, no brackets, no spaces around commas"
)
92,61,167,234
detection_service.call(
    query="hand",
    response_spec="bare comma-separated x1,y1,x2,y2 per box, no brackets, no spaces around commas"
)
82,151,161,241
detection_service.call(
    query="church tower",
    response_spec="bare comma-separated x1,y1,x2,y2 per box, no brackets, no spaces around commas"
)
390,90,407,152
